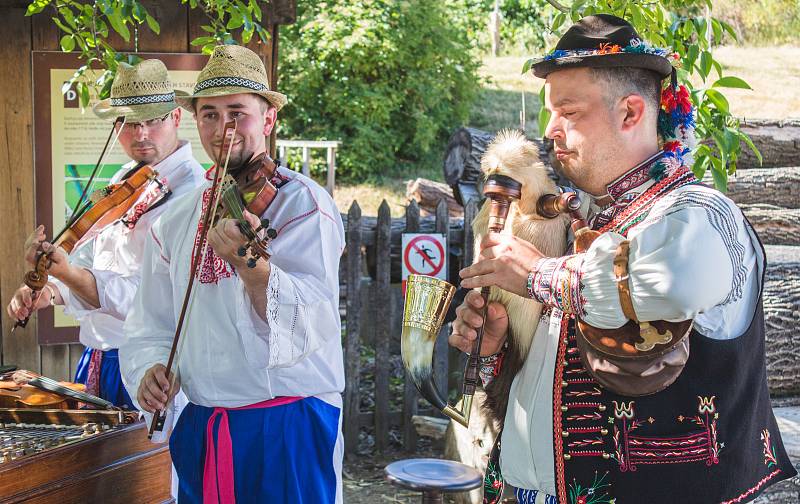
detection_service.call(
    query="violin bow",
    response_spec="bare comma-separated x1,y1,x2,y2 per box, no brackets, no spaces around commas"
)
149,120,238,438
11,118,125,334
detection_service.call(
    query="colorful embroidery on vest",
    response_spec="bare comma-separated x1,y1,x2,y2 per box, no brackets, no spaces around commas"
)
610,396,721,472
719,469,782,504
760,428,779,468
483,441,504,504
192,186,233,284
568,471,614,504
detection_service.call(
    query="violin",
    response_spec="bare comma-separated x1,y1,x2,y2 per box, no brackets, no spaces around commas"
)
14,119,169,330
0,370,114,410
214,152,280,267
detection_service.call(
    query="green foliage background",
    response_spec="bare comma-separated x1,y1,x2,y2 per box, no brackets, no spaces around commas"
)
277,0,482,182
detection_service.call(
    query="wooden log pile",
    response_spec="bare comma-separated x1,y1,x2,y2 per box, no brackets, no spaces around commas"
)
738,119,800,169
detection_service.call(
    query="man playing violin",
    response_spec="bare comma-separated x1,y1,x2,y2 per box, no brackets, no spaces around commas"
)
451,15,795,504
119,45,345,504
6,59,205,409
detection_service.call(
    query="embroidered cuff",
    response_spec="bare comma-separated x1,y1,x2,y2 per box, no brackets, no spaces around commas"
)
479,351,505,388
529,255,586,316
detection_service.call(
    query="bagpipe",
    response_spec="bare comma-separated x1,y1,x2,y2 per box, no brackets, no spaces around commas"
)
401,131,692,426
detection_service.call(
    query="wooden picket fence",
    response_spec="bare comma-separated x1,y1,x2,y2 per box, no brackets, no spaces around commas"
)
340,197,479,456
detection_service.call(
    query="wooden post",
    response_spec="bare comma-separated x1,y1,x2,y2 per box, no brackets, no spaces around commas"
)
402,200,421,451
434,199,451,401
343,202,362,457
327,147,336,195
374,201,392,453
301,146,310,177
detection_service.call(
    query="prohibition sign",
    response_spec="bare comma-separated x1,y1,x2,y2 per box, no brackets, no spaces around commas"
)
403,235,445,277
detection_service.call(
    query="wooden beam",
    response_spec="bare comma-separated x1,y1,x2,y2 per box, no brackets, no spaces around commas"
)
0,7,40,372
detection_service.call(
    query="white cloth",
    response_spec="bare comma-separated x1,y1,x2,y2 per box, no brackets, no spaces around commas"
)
500,182,764,493
51,141,206,351
119,169,346,410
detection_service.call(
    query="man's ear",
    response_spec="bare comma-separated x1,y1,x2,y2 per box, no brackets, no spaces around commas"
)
263,106,277,136
621,94,647,131
172,107,182,127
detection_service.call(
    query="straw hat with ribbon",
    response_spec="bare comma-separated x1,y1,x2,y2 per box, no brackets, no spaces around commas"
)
93,59,181,122
175,45,287,112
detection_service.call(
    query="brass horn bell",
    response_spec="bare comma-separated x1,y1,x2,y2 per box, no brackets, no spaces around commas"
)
401,275,474,426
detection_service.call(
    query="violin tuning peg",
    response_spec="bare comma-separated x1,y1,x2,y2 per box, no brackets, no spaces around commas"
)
247,257,258,268
237,246,248,257
266,228,278,240
260,218,270,229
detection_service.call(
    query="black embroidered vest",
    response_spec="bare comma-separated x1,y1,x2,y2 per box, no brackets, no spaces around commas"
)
549,178,796,503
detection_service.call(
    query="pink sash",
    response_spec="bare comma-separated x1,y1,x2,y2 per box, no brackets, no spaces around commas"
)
203,396,303,504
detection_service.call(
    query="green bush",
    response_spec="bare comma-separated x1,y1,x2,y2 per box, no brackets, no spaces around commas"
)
278,0,482,182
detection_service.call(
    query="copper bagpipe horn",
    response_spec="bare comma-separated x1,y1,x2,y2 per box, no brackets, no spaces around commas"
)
401,174,521,427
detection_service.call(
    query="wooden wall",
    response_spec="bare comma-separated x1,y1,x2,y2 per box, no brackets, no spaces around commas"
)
0,1,294,381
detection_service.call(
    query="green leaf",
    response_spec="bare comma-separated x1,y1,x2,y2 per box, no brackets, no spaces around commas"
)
736,130,763,166
699,50,712,81
711,19,723,44
522,58,534,74
202,43,217,55
107,8,131,41
201,25,216,33
685,44,699,69
78,82,90,108
26,1,47,16
191,36,217,46
692,154,708,180
227,13,244,30
551,12,566,32
712,76,752,90
242,26,254,44
712,60,722,79
710,159,728,192
720,21,738,42
537,87,550,136
249,0,262,22
58,7,77,29
145,14,160,35
60,34,75,52
52,17,74,35
704,88,730,113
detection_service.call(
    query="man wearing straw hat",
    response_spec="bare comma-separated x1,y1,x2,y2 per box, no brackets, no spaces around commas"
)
6,59,205,411
120,45,345,503
452,14,795,504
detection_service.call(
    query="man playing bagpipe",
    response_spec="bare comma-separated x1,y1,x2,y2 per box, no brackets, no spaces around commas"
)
452,15,796,504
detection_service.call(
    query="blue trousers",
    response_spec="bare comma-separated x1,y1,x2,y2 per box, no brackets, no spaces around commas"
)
170,397,340,504
74,347,133,409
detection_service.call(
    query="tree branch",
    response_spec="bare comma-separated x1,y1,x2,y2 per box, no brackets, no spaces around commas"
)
546,0,570,13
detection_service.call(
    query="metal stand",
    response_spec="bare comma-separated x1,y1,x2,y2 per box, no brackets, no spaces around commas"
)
384,458,483,503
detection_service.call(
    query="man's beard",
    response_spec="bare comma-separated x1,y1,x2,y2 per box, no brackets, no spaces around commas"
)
130,142,159,164
222,148,254,175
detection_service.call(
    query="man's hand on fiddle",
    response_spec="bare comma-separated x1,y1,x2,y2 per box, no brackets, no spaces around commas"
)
207,210,269,273
6,284,52,323
137,364,179,413
459,232,546,297
449,290,509,355
24,225,70,279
